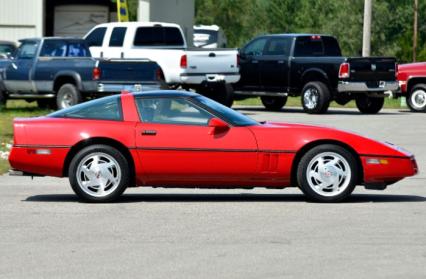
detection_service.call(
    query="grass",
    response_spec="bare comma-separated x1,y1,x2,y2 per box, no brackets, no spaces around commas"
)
0,101,51,174
0,96,406,174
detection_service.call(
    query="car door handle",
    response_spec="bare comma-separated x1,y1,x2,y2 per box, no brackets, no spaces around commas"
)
277,60,285,64
141,130,157,136
251,60,259,64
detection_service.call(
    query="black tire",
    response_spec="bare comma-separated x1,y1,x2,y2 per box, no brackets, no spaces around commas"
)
407,84,426,112
261,96,287,111
68,144,130,203
301,81,331,114
202,83,234,107
37,99,57,110
0,90,6,110
355,95,384,114
56,83,82,110
297,144,358,203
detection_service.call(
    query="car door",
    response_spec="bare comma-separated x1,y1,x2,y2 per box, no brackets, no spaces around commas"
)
4,41,39,93
235,37,268,90
258,37,292,91
134,96,258,185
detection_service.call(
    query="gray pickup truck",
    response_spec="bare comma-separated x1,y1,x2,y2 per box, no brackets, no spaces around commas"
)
0,37,163,110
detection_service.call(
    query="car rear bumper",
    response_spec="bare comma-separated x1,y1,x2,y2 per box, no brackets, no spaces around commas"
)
338,81,399,93
97,82,161,93
180,73,240,84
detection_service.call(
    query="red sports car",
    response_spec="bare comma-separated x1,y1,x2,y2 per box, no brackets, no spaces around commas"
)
9,91,418,202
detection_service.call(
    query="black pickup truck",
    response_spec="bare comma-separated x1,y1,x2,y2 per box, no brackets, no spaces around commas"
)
0,38,163,110
234,34,398,114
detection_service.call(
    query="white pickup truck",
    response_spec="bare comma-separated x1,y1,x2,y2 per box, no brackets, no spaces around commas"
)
84,22,240,106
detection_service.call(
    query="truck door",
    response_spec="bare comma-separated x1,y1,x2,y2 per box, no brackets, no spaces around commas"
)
236,37,268,89
258,37,292,91
4,41,39,93
102,26,127,58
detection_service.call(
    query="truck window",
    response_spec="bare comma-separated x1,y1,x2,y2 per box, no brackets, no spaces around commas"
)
133,26,184,47
294,36,324,57
85,27,107,47
109,27,127,47
16,41,38,59
323,37,342,56
263,37,292,56
242,38,267,57
67,43,90,57
40,40,67,57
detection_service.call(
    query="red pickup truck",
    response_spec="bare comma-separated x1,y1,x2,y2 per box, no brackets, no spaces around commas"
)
397,63,426,112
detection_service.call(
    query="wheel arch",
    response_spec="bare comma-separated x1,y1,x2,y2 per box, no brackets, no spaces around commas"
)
63,137,136,185
290,139,364,186
301,69,330,88
406,77,426,94
53,72,82,92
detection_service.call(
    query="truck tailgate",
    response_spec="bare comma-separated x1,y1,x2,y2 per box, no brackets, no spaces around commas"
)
97,59,159,82
185,49,239,74
347,57,396,81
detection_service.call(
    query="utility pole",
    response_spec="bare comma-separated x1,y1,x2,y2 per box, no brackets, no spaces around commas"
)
413,0,418,62
362,0,372,57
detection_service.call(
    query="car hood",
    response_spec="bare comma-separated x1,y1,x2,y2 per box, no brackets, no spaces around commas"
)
249,122,413,158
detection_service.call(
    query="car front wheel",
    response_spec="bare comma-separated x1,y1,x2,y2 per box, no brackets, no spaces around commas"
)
407,84,426,112
69,145,130,202
297,144,358,202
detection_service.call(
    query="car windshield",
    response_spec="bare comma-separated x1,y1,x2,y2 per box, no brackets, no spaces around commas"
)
193,95,258,126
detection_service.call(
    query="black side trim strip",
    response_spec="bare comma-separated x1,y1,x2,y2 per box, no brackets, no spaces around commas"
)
360,154,410,159
132,147,296,153
13,144,71,149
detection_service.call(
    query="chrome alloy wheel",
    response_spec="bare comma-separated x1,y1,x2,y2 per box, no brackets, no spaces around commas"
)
306,152,351,197
410,89,426,110
76,152,122,198
303,88,319,109
60,91,75,108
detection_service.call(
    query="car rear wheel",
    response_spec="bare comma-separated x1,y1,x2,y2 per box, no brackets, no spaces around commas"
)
69,145,130,202
407,84,426,112
301,81,330,114
261,96,287,111
355,95,384,114
297,144,358,202
57,83,82,110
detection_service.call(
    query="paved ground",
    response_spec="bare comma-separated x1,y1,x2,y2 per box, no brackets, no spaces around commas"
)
0,106,425,279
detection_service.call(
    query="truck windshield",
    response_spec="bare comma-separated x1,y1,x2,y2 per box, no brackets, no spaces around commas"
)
194,96,258,127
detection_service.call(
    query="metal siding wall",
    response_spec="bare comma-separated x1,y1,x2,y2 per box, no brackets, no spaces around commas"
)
0,0,43,42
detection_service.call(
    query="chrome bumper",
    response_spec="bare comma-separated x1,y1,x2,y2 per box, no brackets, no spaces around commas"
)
97,83,161,93
337,81,399,92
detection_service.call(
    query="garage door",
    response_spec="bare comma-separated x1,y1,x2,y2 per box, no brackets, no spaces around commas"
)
54,5,109,37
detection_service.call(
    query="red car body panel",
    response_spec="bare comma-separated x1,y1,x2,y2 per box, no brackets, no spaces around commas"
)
397,62,426,93
8,92,418,189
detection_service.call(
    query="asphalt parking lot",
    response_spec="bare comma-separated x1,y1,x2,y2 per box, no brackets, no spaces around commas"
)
0,106,425,279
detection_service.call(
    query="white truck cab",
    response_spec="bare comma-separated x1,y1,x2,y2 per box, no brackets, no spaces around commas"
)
84,22,239,106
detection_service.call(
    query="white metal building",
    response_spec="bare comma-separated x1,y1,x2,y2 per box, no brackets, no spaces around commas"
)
0,0,194,44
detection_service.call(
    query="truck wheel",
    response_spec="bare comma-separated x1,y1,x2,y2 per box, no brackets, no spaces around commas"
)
37,99,57,110
261,96,287,111
57,83,82,110
203,83,234,107
407,84,426,112
0,90,7,110
301,81,330,114
355,96,384,114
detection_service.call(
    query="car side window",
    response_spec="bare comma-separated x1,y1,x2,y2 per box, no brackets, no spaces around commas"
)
263,37,292,56
243,38,267,57
85,27,107,47
50,96,122,121
109,27,127,47
136,97,213,126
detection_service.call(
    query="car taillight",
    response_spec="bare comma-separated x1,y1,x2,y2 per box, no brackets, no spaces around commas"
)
156,68,164,81
93,67,101,80
338,63,350,79
237,54,240,68
180,54,187,68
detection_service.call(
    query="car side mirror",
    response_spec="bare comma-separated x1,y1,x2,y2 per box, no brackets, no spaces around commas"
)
208,118,229,135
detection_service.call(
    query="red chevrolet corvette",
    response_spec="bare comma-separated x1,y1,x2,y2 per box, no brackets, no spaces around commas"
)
9,91,418,202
